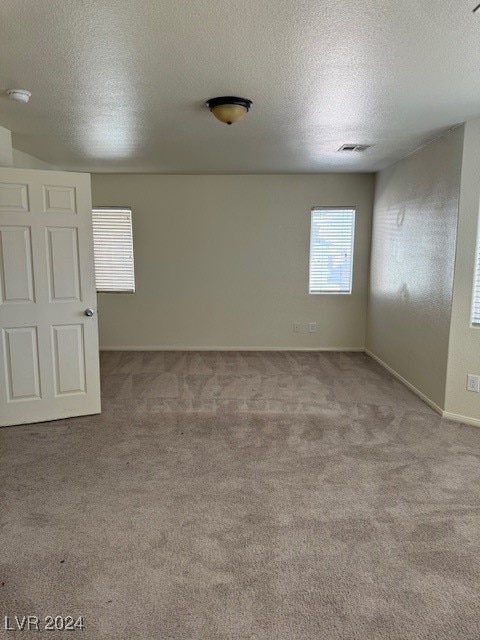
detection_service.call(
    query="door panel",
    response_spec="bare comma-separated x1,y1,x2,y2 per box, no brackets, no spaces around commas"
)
46,227,81,301
3,326,41,401
0,168,100,426
0,226,35,303
43,185,77,214
52,324,85,395
0,182,29,212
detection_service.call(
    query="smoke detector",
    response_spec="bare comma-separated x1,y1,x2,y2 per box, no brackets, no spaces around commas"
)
338,143,372,152
7,89,32,104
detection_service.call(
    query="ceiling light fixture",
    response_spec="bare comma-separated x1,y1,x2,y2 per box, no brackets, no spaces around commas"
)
206,96,252,125
7,89,32,104
474,2,480,11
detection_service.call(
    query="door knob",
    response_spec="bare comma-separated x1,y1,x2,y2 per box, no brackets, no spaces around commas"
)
84,308,95,317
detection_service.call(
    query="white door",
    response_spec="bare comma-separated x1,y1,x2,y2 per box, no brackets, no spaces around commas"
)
0,168,101,426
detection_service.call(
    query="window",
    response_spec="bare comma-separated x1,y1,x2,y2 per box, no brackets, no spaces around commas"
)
92,208,135,293
472,222,480,325
309,207,355,294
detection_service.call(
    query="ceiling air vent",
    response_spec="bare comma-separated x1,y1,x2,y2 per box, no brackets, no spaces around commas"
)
338,144,372,152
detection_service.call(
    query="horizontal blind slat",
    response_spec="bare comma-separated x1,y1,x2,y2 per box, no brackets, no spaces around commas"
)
309,208,355,294
92,208,136,293
472,225,480,324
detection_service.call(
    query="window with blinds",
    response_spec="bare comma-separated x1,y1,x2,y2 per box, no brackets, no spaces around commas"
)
309,207,355,294
472,227,480,325
92,208,136,293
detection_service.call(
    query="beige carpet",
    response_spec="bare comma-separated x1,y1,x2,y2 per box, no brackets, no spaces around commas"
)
1,351,479,639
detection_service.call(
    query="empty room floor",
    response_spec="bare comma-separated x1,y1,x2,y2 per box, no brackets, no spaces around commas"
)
1,351,479,640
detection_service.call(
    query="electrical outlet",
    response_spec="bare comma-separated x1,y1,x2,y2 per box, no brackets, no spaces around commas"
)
293,322,300,333
467,374,480,392
308,322,317,333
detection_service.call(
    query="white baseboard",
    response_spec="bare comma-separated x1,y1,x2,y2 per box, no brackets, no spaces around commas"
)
365,349,444,415
100,346,366,352
442,412,480,428
366,350,480,428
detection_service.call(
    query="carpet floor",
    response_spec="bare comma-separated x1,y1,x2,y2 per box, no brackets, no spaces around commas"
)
1,351,479,639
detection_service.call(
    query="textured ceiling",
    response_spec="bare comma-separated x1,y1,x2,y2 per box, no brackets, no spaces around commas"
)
0,0,479,173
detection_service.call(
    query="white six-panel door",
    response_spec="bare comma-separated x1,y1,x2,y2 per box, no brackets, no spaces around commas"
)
0,168,101,426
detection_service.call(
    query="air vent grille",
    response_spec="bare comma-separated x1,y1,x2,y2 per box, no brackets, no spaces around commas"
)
338,144,372,152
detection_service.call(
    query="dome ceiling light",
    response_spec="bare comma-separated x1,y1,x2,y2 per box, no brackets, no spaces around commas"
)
206,96,252,125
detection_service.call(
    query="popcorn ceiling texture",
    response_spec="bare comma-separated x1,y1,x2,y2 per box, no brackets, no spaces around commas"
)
1,351,479,639
0,0,478,172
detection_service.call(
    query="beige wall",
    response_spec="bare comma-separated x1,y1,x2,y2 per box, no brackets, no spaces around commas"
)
12,148,59,170
0,124,57,169
445,119,480,424
366,127,464,410
0,126,13,167
91,174,374,350
0,127,57,170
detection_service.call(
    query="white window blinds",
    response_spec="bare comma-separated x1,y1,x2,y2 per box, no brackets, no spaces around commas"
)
309,208,355,294
472,228,480,325
92,208,135,293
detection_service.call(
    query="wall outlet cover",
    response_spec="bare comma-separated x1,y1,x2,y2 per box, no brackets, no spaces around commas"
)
467,374,480,393
308,322,317,333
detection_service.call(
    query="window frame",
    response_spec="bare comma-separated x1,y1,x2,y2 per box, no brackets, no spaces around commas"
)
308,206,356,296
92,206,136,294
